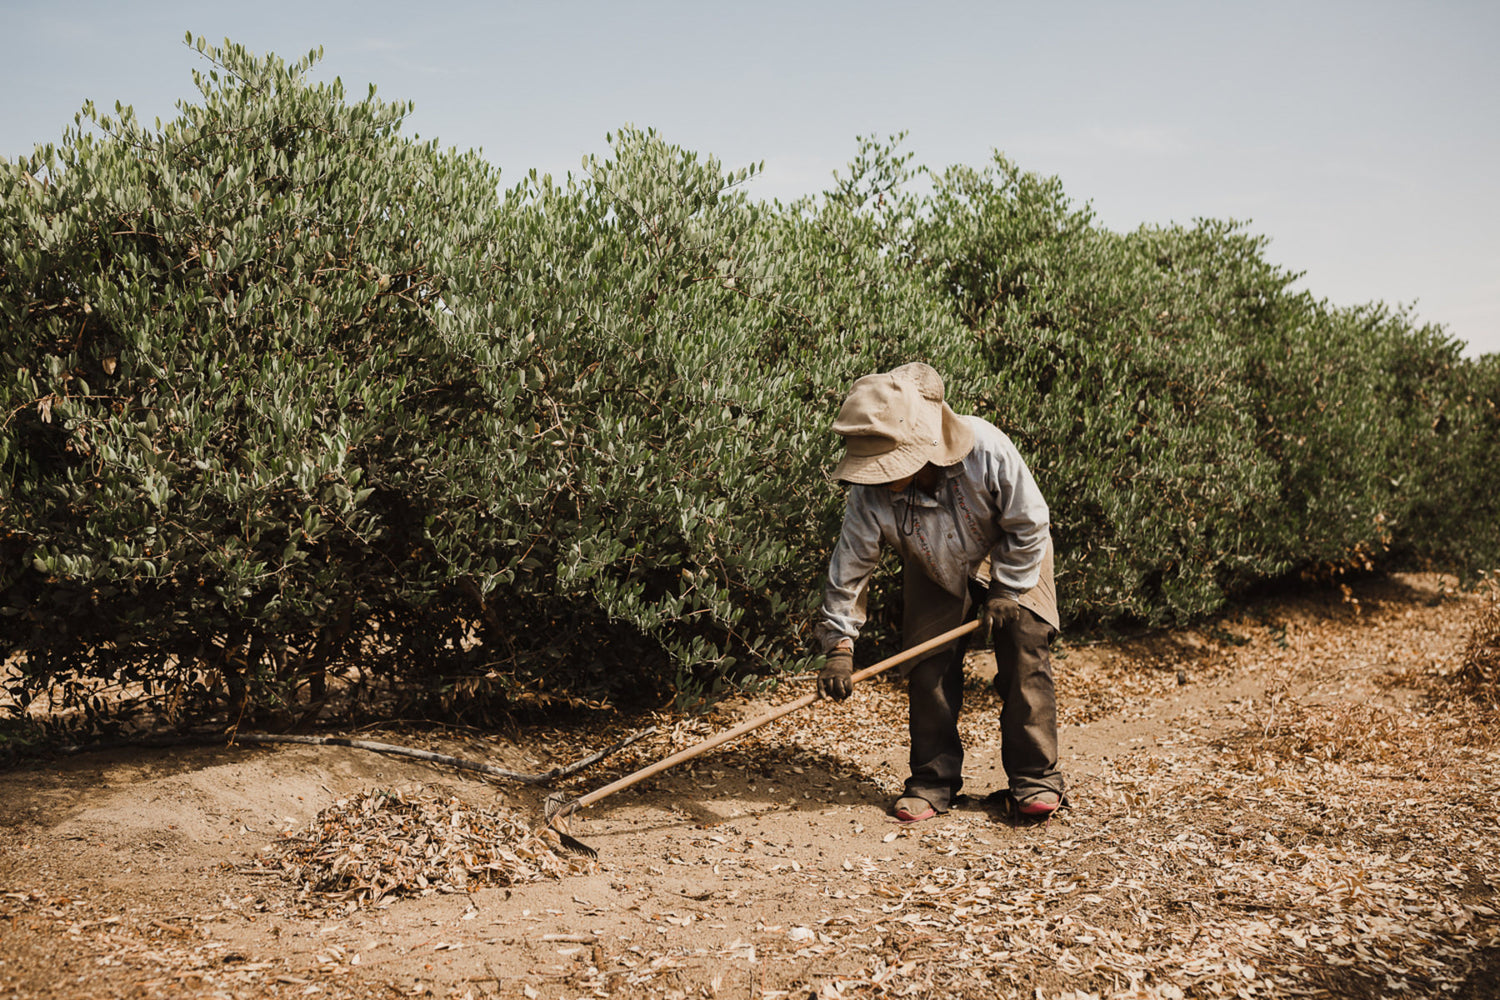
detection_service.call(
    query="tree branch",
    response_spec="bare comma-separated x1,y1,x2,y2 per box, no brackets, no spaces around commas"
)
226,727,658,784
55,726,658,786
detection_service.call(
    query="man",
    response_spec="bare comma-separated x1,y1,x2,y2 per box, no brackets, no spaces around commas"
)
811,362,1064,822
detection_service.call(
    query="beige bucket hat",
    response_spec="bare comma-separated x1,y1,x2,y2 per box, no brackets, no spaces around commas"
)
831,362,976,484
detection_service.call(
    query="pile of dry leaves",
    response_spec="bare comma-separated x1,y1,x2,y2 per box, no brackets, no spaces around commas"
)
1453,581,1500,704
250,786,595,909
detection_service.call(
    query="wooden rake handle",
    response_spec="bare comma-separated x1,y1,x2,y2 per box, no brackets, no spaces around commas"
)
550,618,980,821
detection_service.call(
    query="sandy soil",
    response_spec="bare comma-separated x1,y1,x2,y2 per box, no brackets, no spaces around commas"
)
2,573,1497,999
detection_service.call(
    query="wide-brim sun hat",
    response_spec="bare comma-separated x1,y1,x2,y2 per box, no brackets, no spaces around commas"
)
831,362,975,484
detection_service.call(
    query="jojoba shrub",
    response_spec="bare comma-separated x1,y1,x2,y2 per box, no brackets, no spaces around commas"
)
905,148,1496,625
0,40,963,728
1,38,525,727
2,44,1495,735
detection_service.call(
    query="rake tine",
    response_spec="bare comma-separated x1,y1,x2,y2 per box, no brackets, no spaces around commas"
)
542,793,597,858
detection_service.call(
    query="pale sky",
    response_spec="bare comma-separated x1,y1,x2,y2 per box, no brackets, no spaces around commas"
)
5,0,1496,357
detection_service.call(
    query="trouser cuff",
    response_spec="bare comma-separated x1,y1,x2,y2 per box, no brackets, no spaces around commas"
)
902,781,959,813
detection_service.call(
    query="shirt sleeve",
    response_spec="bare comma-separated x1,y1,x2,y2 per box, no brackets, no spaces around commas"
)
813,489,884,651
981,427,1051,600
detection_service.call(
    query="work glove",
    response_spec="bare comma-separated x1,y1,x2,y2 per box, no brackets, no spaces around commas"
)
818,649,854,701
980,594,1024,641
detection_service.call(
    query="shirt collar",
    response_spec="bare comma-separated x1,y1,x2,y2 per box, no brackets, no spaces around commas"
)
889,476,951,510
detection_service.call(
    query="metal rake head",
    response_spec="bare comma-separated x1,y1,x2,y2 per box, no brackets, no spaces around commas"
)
542,793,597,858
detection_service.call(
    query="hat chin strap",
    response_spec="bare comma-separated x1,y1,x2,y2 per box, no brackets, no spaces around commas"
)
898,479,920,537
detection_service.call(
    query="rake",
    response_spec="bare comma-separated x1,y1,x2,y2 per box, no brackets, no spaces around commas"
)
544,619,980,856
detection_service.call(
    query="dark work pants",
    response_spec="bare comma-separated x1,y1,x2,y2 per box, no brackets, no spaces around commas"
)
900,568,1062,811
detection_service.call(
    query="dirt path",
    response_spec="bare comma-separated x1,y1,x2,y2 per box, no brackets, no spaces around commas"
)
2,573,1497,999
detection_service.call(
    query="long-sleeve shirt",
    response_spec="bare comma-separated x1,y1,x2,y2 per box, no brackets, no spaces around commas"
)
815,415,1056,649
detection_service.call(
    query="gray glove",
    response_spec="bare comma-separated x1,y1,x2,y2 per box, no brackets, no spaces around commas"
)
980,594,1024,640
818,649,854,701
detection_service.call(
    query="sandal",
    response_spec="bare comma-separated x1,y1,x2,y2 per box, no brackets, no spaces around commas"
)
1015,790,1061,817
893,796,937,823
983,789,1067,824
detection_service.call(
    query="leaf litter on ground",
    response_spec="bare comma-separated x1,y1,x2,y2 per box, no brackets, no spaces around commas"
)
526,573,1500,999
6,573,1498,999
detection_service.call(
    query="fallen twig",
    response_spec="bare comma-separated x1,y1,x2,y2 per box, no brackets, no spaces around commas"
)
228,727,658,784
54,726,657,786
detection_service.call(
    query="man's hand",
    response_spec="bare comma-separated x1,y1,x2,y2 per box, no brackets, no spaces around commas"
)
980,594,1024,640
818,650,854,701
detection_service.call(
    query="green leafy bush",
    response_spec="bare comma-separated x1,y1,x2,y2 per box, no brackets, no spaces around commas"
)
1,38,523,726
911,157,1287,623
2,42,1496,735
1384,335,1500,577
0,41,962,729
905,147,1497,623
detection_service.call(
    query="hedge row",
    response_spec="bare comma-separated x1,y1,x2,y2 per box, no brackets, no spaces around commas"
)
2,39,1495,731
904,153,1499,623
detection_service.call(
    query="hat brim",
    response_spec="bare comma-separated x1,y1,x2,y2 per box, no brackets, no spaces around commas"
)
833,403,974,484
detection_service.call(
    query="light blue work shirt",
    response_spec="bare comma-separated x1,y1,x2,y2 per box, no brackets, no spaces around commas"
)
816,415,1056,649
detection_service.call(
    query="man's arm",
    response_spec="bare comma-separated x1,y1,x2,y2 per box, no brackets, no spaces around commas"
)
980,427,1050,601
812,489,884,652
